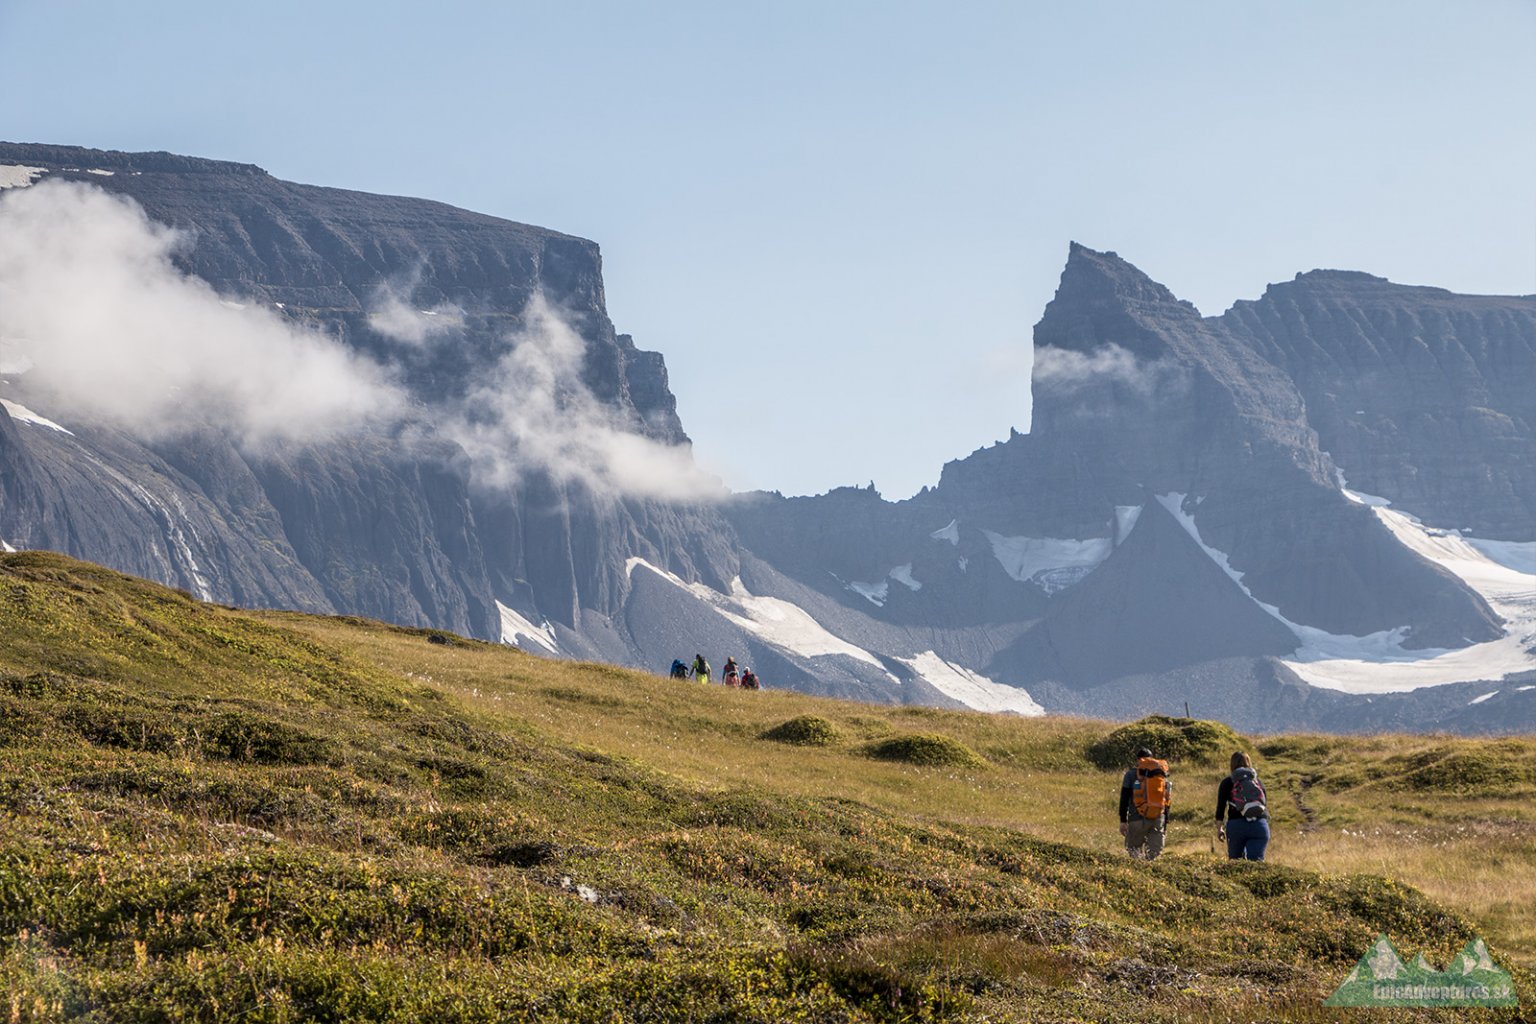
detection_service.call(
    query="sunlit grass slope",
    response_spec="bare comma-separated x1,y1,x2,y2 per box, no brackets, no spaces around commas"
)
0,551,1530,1022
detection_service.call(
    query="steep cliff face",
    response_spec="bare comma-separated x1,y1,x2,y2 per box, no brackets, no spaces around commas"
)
1223,271,1536,541
934,244,1501,649
0,142,723,641
0,142,683,437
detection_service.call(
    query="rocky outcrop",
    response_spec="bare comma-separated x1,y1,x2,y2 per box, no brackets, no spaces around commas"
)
934,244,1501,649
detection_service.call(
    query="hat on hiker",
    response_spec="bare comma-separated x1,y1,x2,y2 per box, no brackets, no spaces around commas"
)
1135,747,1153,759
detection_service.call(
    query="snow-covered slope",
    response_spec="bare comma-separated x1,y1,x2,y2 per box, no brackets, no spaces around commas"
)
1155,489,1536,694
622,557,1045,715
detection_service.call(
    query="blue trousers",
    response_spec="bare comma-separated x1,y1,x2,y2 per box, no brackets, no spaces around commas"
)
1226,817,1270,861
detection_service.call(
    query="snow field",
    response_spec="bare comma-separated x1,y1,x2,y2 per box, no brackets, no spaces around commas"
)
496,601,558,653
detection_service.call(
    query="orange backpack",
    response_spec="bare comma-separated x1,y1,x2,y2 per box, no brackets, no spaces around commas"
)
1132,757,1171,819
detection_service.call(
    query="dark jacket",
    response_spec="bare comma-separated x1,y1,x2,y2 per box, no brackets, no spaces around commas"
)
1215,773,1269,822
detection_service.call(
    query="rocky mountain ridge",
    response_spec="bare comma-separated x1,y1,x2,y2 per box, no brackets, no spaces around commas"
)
2,142,1534,733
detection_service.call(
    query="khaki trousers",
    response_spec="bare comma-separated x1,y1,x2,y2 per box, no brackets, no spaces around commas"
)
1125,816,1166,861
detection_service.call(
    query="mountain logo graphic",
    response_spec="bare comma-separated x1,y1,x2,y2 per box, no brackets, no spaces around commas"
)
1325,935,1518,1007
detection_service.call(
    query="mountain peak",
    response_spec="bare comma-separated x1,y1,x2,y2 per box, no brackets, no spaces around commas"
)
1060,242,1195,310
1034,243,1202,359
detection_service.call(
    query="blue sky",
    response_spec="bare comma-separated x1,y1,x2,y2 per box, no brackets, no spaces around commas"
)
2,1,1532,498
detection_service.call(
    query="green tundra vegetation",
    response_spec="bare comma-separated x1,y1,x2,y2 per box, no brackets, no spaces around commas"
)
0,551,1531,1022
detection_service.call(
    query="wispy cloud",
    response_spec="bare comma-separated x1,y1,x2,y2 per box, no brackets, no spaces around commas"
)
1032,343,1186,398
0,181,407,442
0,181,724,504
365,274,463,347
435,294,727,502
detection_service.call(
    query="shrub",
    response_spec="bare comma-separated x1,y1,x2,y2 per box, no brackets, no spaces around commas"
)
1084,716,1247,771
863,733,986,769
205,712,335,765
761,715,842,746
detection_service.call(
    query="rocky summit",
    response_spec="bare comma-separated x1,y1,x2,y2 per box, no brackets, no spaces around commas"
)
2,143,1534,733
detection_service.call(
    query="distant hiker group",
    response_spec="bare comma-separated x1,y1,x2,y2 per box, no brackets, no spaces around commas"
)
669,654,759,690
1117,745,1269,862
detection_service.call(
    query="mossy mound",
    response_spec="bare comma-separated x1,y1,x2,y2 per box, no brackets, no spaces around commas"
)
761,715,842,746
1084,716,1247,771
864,733,987,769
1384,743,1536,794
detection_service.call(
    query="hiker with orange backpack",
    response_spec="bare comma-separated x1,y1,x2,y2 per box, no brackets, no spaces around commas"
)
1118,746,1171,861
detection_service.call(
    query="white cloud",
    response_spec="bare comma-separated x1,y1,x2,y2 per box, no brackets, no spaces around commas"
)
0,181,723,504
1032,342,1185,397
0,181,407,443
365,276,463,346
436,294,726,502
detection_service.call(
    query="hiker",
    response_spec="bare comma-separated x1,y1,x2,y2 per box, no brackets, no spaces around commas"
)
722,657,740,687
1216,751,1269,861
1119,746,1171,861
692,653,711,683
740,667,759,690
669,658,689,680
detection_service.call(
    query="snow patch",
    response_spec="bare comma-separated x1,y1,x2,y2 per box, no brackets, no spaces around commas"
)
1466,538,1536,576
1,539,15,553
1518,685,1535,693
841,564,921,603
163,493,214,601
845,577,889,607
0,399,74,435
1468,691,1498,705
930,519,959,545
957,556,968,573
496,600,558,653
1335,468,1392,507
628,558,893,671
85,168,115,177
898,651,1045,716
1113,505,1143,545
0,165,47,189
1158,490,1536,693
983,530,1110,594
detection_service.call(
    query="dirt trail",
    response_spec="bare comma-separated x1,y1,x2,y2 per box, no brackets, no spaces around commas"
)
1290,775,1318,834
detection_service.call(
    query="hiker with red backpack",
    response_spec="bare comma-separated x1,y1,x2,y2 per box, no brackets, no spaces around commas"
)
1118,746,1171,861
722,657,740,687
1216,751,1269,860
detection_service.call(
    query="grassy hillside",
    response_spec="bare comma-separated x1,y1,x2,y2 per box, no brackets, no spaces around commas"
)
0,551,1530,1022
